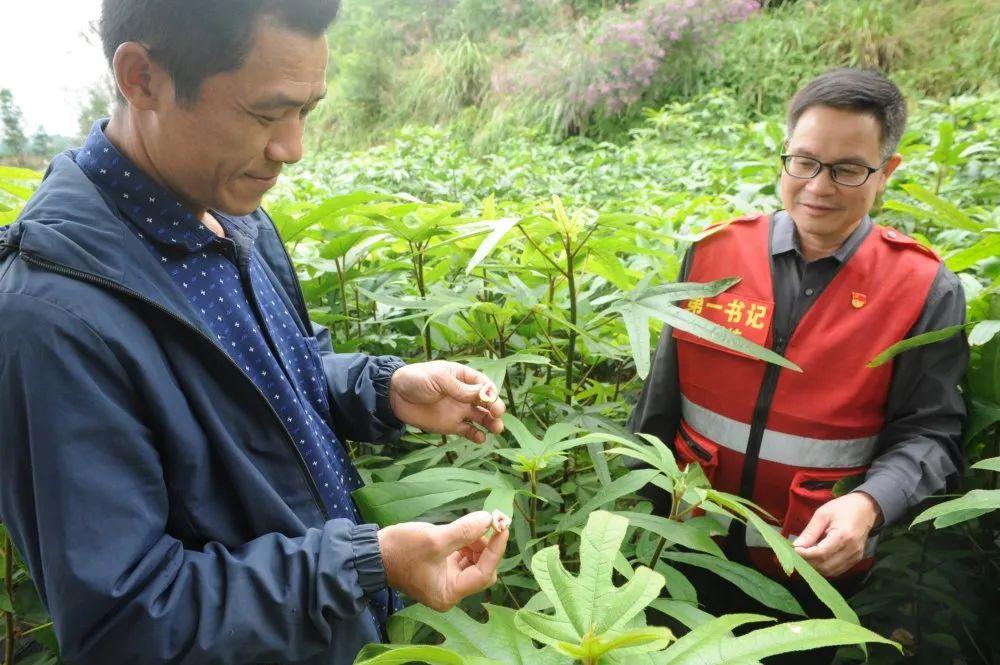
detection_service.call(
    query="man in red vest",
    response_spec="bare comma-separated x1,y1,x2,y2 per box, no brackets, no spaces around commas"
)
630,68,966,649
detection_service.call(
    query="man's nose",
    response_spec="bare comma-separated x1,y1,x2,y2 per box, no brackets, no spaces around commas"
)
265,118,304,165
804,165,838,194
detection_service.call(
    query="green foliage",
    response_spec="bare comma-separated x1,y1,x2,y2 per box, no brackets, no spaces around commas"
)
311,0,1000,148
3,59,999,665
358,512,893,665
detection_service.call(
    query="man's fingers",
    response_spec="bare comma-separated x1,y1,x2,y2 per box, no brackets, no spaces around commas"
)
469,406,504,434
440,511,493,550
474,525,509,574
456,422,486,444
452,527,509,598
792,511,831,549
446,365,506,419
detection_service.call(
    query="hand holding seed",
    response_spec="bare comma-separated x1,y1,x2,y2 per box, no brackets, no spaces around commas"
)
490,510,510,533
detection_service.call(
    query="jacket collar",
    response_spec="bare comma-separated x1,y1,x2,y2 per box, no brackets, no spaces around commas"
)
11,151,220,340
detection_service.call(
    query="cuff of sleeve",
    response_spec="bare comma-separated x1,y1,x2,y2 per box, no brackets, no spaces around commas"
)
351,523,387,596
853,474,909,530
372,356,406,431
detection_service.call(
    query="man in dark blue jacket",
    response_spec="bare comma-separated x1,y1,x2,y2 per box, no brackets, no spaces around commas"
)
0,1,510,663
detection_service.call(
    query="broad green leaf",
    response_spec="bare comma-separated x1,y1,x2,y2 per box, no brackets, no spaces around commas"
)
499,413,544,456
658,613,773,665
946,234,1000,272
654,563,698,604
614,295,801,374
484,487,516,524
0,166,43,181
647,599,716,630
403,468,512,489
661,619,898,665
867,324,967,367
465,354,550,391
555,470,659,532
616,511,725,558
897,183,985,232
515,512,671,660
967,399,1000,442
660,552,803,617
910,489,1000,528
353,644,500,665
0,180,35,201
352,480,484,525
730,505,858,626
280,192,393,241
466,217,521,274
389,604,566,665
971,456,1000,473
969,320,1000,346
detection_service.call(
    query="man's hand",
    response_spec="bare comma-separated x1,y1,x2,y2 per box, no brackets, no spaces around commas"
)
389,361,506,444
377,511,510,612
793,492,883,578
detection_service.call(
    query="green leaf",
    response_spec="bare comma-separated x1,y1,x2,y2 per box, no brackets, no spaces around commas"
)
465,354,550,392
515,512,671,660
658,303,802,371
0,166,43,181
353,643,500,665
910,489,1000,528
729,505,858,626
484,488,516,524
867,324,967,367
969,320,1000,346
660,552,803,617
389,604,567,665
555,470,660,532
352,480,485,525
945,234,1000,272
897,183,985,232
647,599,715,630
466,217,521,274
658,613,774,665
971,456,1000,473
661,619,898,664
615,511,725,558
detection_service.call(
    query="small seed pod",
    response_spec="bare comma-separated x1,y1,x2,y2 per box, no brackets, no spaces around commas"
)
478,384,498,405
490,509,511,533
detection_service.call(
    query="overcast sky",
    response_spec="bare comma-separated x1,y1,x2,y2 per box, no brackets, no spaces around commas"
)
0,0,106,137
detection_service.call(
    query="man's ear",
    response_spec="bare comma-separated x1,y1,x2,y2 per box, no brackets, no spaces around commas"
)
112,42,169,112
877,153,903,192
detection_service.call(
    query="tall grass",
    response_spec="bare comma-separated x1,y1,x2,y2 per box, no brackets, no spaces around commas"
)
309,0,1000,149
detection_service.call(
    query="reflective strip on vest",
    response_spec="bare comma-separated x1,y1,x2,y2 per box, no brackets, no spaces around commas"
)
681,397,878,469
707,510,879,558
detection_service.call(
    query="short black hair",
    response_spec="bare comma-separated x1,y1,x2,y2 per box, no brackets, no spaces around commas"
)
100,0,340,106
787,68,908,160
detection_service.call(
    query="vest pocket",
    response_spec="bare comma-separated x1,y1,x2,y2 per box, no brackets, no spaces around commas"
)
674,421,720,485
781,469,864,539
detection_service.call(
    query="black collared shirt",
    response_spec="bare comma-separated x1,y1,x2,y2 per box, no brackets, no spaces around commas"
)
629,210,967,527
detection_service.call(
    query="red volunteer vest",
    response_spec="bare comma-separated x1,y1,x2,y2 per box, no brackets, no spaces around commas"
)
674,213,940,577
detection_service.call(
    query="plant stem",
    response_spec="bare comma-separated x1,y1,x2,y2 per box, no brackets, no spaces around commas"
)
354,286,362,339
529,470,538,539
564,237,577,404
411,241,433,361
648,536,667,570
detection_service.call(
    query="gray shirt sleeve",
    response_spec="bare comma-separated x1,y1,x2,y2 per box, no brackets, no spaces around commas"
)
854,263,968,528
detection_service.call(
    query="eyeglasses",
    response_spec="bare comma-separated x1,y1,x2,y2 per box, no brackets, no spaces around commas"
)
780,154,887,187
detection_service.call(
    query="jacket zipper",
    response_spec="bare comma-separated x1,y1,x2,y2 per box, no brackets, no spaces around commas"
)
679,428,713,462
19,251,331,521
